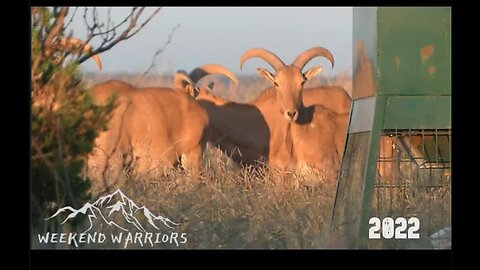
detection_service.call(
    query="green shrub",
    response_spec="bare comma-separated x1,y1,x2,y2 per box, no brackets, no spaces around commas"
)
30,7,114,232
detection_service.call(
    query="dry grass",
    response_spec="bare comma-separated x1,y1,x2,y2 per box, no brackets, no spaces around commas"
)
75,144,336,249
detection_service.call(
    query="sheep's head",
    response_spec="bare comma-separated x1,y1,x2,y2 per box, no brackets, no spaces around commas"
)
174,64,238,102
240,47,334,122
173,70,198,97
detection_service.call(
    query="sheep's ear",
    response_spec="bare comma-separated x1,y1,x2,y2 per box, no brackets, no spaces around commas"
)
182,81,197,97
303,65,323,81
187,84,199,97
257,68,277,85
173,70,198,97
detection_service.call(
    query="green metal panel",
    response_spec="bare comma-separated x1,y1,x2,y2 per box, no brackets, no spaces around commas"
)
383,96,451,129
334,7,452,249
377,7,451,96
353,7,451,98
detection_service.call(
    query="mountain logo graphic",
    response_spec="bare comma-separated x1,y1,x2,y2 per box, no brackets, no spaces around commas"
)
45,189,179,233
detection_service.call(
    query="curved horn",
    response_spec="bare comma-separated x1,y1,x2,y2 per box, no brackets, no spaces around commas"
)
292,47,335,70
59,37,103,71
173,70,194,90
189,64,238,84
89,54,102,72
239,48,285,71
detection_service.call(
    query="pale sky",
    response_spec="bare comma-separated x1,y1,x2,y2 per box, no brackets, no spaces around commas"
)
67,7,352,76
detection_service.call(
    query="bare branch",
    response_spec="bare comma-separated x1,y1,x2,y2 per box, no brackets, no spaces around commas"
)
77,7,161,65
136,23,180,86
53,7,59,17
32,7,68,82
31,8,44,81
31,151,54,160
31,53,43,82
93,7,100,30
125,8,161,39
131,7,144,26
88,9,133,42
64,7,78,30
44,7,68,47
102,7,112,41
83,7,94,41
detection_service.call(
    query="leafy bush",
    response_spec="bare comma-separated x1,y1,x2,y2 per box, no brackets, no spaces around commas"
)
31,7,114,231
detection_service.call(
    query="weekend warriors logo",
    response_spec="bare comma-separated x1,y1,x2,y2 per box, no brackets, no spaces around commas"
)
37,189,187,248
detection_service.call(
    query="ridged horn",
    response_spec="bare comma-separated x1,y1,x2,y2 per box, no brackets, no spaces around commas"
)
239,48,285,71
90,54,102,72
189,64,238,84
292,47,335,70
173,70,194,89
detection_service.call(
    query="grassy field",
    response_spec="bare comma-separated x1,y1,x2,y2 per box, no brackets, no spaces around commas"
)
113,145,339,249
33,143,339,249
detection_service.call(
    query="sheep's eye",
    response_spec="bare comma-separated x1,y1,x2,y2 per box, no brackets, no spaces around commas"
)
273,81,279,87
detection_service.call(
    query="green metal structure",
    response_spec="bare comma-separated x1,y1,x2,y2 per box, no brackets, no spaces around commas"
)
331,7,451,249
